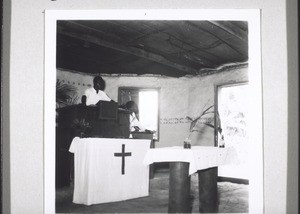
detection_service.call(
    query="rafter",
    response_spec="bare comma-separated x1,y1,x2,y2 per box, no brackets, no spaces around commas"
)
207,21,248,42
187,21,246,56
57,23,198,75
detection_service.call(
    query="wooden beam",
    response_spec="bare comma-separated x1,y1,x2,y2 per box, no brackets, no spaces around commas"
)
57,24,199,75
207,21,248,42
187,21,246,56
141,22,217,67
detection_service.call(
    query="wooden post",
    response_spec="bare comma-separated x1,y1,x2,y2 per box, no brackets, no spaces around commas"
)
168,162,191,213
198,167,218,213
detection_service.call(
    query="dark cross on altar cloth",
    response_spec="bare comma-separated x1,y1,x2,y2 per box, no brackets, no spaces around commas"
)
114,144,132,175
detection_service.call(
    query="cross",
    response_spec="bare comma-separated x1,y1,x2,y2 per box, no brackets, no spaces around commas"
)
114,144,132,175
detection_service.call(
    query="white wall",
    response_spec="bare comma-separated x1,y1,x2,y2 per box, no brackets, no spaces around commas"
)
2,0,298,214
57,66,248,148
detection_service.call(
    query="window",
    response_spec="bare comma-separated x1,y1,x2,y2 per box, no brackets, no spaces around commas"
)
118,87,160,140
216,82,249,179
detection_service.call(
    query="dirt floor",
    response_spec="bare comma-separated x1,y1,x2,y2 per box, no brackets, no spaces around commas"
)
56,168,248,213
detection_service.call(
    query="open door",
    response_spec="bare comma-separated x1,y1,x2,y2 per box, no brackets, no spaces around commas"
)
118,87,160,140
216,83,249,181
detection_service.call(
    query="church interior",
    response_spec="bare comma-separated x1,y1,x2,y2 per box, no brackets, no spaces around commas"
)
55,20,250,213
2,0,298,213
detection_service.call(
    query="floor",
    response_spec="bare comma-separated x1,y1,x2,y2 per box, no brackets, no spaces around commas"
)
56,168,248,213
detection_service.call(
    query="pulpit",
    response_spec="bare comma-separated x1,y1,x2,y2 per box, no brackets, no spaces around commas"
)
56,102,131,187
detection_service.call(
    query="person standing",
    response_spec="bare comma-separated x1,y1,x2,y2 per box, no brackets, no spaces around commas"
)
83,76,111,106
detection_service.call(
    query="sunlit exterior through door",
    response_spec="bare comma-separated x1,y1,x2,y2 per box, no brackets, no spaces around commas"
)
218,83,249,180
139,91,158,139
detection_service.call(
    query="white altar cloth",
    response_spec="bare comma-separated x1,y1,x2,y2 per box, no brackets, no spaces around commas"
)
69,137,151,205
143,146,238,175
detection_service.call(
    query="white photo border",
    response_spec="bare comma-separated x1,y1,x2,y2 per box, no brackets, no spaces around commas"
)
44,9,263,214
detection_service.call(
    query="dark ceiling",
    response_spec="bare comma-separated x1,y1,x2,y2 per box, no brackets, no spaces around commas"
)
56,20,248,77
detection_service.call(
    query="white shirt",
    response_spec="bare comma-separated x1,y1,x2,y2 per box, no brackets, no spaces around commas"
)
84,87,111,105
130,112,145,132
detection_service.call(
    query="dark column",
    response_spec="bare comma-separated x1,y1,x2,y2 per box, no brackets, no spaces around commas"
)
198,167,218,213
168,162,191,213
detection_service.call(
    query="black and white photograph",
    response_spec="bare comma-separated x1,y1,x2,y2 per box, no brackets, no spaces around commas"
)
2,2,298,214
44,10,263,213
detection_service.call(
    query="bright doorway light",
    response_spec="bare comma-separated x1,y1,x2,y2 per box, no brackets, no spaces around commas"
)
139,91,158,138
218,83,249,180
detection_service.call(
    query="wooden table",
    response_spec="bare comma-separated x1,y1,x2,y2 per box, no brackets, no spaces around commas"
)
143,146,238,213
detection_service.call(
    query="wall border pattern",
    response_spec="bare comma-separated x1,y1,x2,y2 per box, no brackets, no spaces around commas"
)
160,117,214,125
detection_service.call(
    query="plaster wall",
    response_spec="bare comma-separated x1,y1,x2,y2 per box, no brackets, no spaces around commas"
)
3,0,298,213
57,67,247,148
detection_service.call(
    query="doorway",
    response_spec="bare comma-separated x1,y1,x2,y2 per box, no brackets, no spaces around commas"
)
216,83,249,180
118,87,160,140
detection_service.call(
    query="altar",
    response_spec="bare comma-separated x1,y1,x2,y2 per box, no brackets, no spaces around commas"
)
143,146,238,175
143,146,238,213
69,137,151,205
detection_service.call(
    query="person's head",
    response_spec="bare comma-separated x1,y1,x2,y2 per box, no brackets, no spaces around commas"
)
125,101,139,114
93,76,105,91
